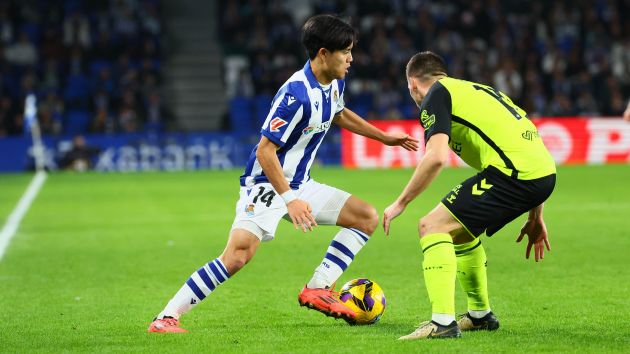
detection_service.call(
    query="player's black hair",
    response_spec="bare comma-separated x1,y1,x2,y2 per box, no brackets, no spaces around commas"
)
406,51,448,80
301,14,357,60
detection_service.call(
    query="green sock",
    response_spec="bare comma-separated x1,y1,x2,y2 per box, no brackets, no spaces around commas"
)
455,238,490,311
420,233,456,316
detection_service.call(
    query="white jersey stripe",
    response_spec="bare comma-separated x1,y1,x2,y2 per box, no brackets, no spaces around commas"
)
281,105,303,142
239,60,347,189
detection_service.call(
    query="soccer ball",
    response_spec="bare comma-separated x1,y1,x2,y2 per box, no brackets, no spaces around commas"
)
339,278,386,325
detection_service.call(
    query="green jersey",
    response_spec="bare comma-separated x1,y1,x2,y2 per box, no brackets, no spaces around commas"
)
419,77,556,180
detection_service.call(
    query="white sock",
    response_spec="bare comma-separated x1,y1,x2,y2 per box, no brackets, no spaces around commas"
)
307,228,369,289
157,258,230,319
468,309,491,319
432,313,456,326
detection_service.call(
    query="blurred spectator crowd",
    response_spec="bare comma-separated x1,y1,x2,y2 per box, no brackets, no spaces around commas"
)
0,0,166,138
219,0,630,126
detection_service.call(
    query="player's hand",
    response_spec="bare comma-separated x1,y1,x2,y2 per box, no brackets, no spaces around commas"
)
382,132,419,151
287,199,317,233
516,218,551,262
383,201,406,236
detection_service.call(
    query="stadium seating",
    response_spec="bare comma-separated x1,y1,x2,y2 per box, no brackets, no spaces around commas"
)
0,0,164,137
217,0,630,126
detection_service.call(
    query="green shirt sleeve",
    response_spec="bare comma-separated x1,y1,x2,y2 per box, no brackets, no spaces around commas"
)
419,81,452,144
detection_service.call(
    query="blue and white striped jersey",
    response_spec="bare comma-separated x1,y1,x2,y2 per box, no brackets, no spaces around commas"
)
240,61,346,189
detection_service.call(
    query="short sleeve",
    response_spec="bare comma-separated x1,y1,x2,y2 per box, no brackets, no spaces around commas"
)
261,88,304,147
419,81,452,144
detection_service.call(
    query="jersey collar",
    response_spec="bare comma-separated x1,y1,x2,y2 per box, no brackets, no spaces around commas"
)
303,60,323,89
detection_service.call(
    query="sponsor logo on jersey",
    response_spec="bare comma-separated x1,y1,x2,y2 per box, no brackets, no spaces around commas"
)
270,117,287,132
421,110,436,129
314,101,319,110
521,130,540,140
286,94,296,105
303,120,332,135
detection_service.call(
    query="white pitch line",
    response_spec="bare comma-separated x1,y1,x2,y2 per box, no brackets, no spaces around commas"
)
0,171,47,261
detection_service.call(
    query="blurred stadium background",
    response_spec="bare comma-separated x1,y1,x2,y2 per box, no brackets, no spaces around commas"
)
1,1,630,352
0,0,628,171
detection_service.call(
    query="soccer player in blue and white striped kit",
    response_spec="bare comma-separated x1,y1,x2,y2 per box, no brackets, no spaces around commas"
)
149,14,418,332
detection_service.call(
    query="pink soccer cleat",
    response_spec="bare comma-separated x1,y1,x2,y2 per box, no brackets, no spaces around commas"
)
298,285,356,322
148,317,188,333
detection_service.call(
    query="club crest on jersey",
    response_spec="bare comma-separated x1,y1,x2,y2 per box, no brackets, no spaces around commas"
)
302,120,332,135
245,203,255,216
421,110,436,129
270,117,287,132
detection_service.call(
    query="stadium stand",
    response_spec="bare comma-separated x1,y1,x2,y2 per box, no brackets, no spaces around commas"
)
218,0,630,129
0,0,165,137
0,0,628,137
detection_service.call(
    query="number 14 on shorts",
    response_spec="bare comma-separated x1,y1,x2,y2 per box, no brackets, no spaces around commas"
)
251,186,276,207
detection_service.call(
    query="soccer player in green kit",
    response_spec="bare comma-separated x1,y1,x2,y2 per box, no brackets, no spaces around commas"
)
383,51,557,340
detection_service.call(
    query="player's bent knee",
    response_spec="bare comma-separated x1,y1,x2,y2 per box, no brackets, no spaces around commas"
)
231,250,251,270
418,216,434,238
418,215,460,239
363,205,379,236
221,248,252,274
353,204,378,236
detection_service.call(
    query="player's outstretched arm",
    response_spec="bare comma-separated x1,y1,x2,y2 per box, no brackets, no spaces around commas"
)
256,136,317,233
334,108,419,151
383,133,450,236
516,203,550,262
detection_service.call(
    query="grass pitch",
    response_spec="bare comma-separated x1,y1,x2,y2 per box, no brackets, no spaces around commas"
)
1,165,629,353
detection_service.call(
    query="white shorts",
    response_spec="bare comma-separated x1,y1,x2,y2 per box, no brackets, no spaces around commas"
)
230,179,352,242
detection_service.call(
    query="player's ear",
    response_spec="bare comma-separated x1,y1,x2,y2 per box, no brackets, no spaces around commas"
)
316,48,328,60
407,76,418,91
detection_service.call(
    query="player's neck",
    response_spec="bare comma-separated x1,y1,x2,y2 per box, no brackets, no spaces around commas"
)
419,75,446,95
310,61,334,86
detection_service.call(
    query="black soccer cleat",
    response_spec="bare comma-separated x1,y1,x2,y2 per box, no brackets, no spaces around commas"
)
457,311,500,331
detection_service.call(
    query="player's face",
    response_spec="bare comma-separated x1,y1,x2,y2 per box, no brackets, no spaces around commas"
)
326,43,353,79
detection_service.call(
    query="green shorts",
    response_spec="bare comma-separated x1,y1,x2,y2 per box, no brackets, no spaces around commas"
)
441,166,556,237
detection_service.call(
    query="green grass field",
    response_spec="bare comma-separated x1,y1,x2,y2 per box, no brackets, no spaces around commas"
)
1,165,629,353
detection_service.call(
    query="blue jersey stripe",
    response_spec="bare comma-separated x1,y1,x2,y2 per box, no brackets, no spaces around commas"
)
239,148,258,186
277,115,311,167
290,92,332,186
240,60,343,189
338,79,345,95
289,133,322,188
